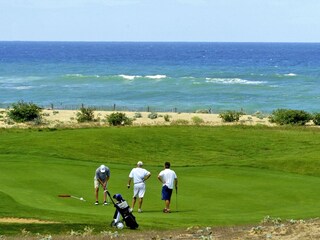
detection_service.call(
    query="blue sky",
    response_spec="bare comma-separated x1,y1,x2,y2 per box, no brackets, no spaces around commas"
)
0,0,319,42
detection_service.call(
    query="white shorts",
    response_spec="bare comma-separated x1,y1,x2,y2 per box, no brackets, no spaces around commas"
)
94,178,108,189
133,183,146,198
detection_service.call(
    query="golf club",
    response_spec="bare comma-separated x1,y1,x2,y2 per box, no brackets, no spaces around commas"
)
58,194,86,201
175,186,178,212
99,179,109,202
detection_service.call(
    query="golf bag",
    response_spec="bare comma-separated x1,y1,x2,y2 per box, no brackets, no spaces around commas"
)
106,191,139,229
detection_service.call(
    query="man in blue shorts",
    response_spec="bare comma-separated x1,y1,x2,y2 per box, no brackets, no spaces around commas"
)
157,162,178,213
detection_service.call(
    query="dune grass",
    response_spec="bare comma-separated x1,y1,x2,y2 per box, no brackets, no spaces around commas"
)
0,125,320,235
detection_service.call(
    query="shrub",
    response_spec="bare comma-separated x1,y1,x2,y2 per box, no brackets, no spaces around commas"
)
192,116,204,125
313,113,320,125
163,114,171,122
148,112,158,119
170,119,189,125
195,109,210,114
7,101,42,123
219,110,244,122
134,112,142,118
106,112,132,126
76,107,95,122
269,109,312,126
253,111,267,120
32,116,44,126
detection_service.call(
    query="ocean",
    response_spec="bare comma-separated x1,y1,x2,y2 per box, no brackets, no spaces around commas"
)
0,42,320,114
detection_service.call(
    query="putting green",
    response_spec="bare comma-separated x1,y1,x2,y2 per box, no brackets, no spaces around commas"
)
1,155,319,229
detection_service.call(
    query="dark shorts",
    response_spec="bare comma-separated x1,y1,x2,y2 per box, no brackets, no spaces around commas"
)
161,185,173,201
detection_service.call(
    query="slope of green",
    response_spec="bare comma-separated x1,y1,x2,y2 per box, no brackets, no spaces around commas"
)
0,126,320,235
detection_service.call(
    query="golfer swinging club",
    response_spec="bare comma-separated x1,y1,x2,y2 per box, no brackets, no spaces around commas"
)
127,161,151,213
94,164,110,205
158,161,178,213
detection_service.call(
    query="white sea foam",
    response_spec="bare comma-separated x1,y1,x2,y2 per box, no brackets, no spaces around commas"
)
65,74,84,77
2,76,43,83
284,73,297,77
65,74,101,78
145,75,167,79
15,86,33,90
118,74,167,80
118,74,141,80
205,78,265,85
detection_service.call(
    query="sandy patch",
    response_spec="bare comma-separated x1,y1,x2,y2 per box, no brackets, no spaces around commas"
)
0,217,58,224
0,108,274,128
2,218,319,239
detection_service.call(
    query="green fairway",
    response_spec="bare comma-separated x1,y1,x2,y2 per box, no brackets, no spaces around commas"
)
0,125,320,235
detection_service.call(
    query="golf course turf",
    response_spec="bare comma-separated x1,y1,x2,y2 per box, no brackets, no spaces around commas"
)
1,125,320,236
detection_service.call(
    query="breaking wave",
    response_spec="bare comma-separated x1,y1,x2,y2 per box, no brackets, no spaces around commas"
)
284,73,297,77
145,75,167,79
118,74,167,80
118,74,141,80
205,78,266,85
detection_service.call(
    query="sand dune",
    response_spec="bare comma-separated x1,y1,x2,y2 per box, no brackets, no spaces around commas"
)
0,108,273,128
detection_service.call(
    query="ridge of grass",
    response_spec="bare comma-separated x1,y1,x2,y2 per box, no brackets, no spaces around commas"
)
1,125,320,235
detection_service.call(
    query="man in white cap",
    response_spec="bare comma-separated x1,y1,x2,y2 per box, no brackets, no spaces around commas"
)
94,164,110,205
127,161,151,213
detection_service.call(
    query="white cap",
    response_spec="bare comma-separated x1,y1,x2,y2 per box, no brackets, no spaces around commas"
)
137,161,143,166
100,165,106,173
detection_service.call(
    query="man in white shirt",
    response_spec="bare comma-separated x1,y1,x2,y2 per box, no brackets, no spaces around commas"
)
127,161,151,213
158,161,178,213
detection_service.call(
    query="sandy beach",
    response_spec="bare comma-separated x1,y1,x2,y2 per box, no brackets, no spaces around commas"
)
0,108,273,128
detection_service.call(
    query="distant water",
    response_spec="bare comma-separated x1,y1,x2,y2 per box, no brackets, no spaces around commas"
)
1,41,320,114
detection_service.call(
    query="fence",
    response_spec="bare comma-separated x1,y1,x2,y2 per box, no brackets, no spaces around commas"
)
0,103,213,114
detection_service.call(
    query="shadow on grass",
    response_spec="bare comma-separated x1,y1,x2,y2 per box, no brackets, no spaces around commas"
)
139,209,194,213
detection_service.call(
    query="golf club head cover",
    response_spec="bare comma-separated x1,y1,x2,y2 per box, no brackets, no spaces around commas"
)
113,194,124,202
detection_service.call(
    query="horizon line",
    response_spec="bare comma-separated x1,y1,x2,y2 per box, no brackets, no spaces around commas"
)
1,40,320,44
